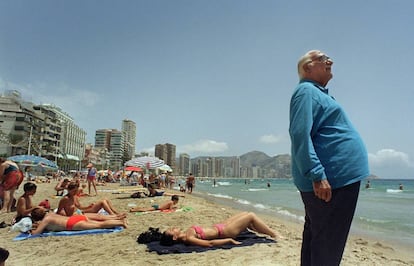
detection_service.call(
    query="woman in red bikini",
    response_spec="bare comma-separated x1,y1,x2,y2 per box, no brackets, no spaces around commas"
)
57,182,124,218
160,212,280,247
0,158,24,213
29,208,127,235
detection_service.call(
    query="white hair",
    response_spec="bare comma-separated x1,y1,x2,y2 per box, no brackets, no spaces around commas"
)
297,50,320,79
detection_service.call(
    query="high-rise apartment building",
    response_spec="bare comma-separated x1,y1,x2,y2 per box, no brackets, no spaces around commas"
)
178,153,190,176
122,119,136,160
155,143,176,172
95,129,111,149
214,158,224,177
36,104,86,163
231,156,241,177
95,129,124,169
110,130,124,169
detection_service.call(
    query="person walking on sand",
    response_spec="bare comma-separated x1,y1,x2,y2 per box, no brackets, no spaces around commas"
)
86,163,98,196
186,173,195,194
129,195,179,212
289,50,369,266
0,158,24,213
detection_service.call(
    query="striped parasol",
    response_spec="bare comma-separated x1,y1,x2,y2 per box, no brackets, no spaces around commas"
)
124,156,164,169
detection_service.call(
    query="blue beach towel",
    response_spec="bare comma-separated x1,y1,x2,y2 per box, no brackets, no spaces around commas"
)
145,230,275,255
13,226,123,241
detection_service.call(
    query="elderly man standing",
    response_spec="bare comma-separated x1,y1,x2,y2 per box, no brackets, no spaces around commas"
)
289,50,369,266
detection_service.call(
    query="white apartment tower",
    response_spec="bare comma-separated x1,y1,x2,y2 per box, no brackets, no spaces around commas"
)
121,119,136,160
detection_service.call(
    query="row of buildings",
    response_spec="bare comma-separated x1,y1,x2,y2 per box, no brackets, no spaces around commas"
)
0,90,137,171
1,90,260,178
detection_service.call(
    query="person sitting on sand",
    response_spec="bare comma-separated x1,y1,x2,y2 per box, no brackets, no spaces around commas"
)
138,211,280,247
130,195,179,212
29,208,127,235
57,182,123,216
15,182,46,223
55,178,69,196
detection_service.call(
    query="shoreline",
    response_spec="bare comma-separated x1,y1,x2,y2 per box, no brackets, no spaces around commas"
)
0,181,413,265
192,189,414,261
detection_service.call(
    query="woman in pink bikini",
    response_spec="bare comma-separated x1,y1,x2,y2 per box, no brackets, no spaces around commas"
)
160,212,279,247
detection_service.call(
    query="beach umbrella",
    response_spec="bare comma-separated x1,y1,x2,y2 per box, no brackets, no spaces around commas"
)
124,156,164,169
124,166,143,172
7,155,59,170
158,164,172,172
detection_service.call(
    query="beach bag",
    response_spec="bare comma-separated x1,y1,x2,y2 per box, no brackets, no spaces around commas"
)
11,217,32,233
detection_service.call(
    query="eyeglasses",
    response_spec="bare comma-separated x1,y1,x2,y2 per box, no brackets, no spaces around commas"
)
310,54,331,63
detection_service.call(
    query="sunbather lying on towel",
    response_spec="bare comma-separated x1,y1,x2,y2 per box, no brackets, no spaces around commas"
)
139,211,281,247
30,208,127,235
129,195,179,212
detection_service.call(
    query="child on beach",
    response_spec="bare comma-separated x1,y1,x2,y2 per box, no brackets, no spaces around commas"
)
129,195,179,212
15,182,47,223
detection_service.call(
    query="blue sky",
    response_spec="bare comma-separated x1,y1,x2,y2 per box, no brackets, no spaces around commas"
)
1,0,413,178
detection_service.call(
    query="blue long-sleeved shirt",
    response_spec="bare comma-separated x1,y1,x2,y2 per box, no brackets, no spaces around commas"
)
289,80,369,192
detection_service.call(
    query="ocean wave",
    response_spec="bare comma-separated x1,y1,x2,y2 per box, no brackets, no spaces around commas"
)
217,181,231,186
386,189,403,193
358,216,392,224
247,188,268,192
236,199,251,205
253,203,267,209
207,193,233,199
277,209,305,222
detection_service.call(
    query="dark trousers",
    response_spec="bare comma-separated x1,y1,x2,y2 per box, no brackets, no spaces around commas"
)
300,181,361,266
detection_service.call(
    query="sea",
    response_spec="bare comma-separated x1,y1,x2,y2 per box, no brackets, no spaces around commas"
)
176,177,414,249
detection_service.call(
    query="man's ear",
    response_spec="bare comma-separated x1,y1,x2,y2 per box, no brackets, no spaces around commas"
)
303,64,310,73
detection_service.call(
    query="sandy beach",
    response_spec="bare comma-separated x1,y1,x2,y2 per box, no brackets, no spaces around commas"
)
0,181,413,266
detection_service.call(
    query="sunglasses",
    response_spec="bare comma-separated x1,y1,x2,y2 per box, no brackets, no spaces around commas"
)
311,54,331,63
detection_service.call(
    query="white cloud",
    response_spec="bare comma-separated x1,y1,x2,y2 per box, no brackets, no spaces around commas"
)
369,149,412,167
180,139,229,155
137,148,155,156
368,149,414,178
259,134,284,144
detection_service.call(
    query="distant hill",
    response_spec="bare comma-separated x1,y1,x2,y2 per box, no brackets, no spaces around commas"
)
240,151,291,178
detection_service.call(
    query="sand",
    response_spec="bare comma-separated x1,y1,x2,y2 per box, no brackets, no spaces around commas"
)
0,181,413,266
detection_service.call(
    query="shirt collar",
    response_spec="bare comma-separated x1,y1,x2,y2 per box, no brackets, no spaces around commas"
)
300,79,329,95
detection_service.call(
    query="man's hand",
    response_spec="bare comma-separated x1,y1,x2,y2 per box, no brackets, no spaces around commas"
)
312,179,332,202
